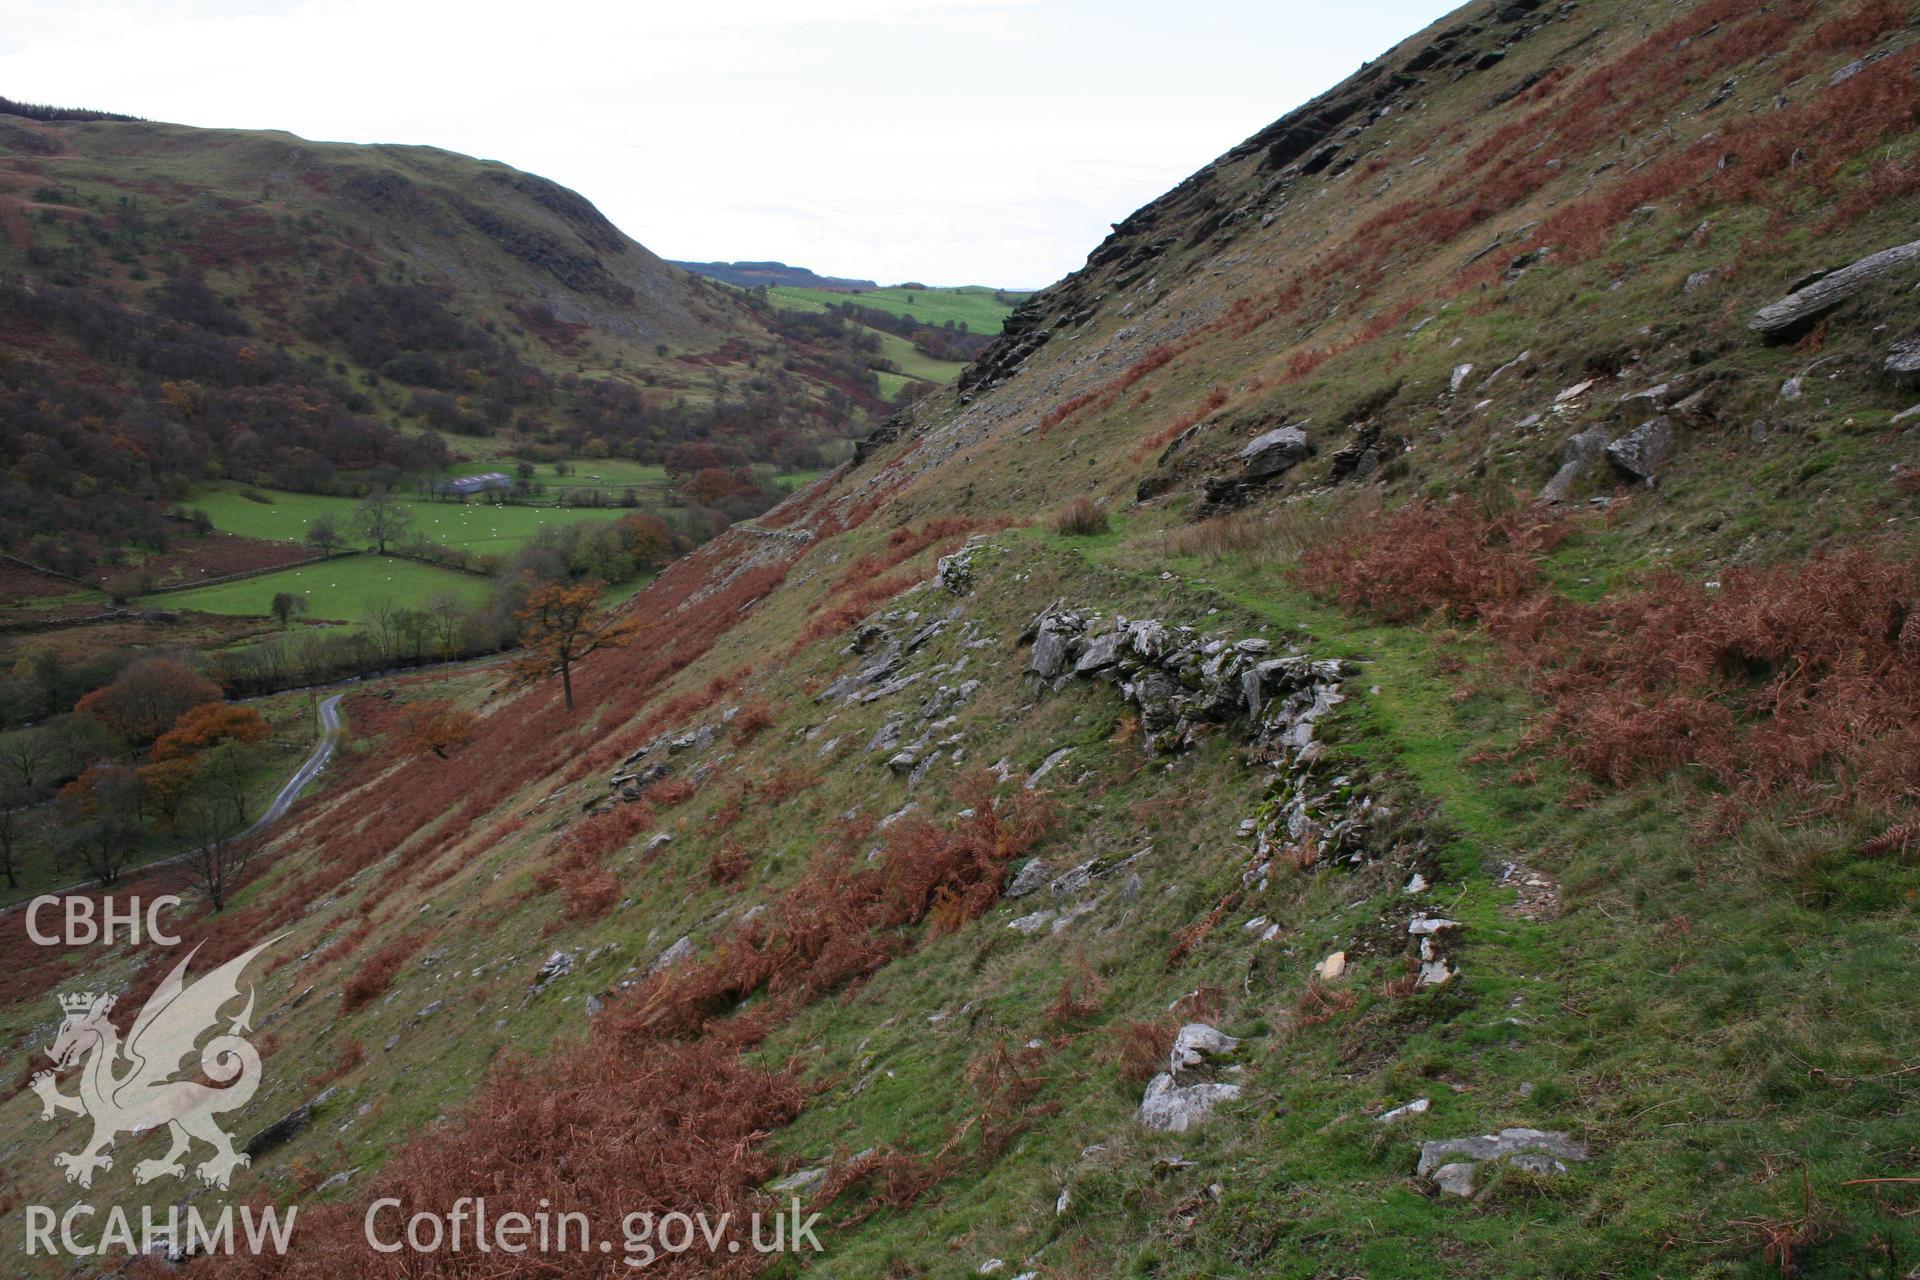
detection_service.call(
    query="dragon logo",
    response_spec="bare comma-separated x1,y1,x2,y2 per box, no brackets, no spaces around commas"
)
31,937,277,1191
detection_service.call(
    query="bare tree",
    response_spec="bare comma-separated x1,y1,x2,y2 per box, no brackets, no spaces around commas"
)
55,760,145,885
425,589,470,659
176,744,255,911
363,598,403,664
0,779,29,890
0,727,57,798
1,728,61,887
305,513,345,559
354,489,415,555
396,608,435,662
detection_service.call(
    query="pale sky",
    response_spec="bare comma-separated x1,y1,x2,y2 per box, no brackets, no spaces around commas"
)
4,1,1461,288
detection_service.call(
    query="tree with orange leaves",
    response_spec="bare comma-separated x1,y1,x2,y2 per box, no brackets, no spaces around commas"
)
151,702,271,761
510,580,633,710
74,657,222,744
137,755,200,828
397,699,479,759
617,512,675,570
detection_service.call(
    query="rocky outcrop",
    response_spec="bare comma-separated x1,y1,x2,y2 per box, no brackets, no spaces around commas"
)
1885,336,1920,387
1409,915,1462,989
648,936,694,975
853,410,912,465
244,1087,339,1160
1604,415,1674,484
1417,1128,1588,1197
1199,423,1318,509
1238,425,1314,478
1023,605,1392,895
1750,239,1920,341
957,295,1056,393
1537,427,1610,503
937,539,987,594
1023,608,1345,756
451,197,635,304
1326,422,1396,483
1168,1023,1239,1072
1137,1021,1243,1133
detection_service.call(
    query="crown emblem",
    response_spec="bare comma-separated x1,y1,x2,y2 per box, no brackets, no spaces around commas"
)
58,991,108,1015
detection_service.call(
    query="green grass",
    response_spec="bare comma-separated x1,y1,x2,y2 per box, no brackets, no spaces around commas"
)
768,284,1018,334
873,332,967,385
767,288,980,386
189,486,638,556
146,554,492,620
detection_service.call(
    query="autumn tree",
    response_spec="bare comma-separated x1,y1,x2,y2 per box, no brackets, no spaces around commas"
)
152,701,271,761
618,512,675,570
0,725,62,889
510,581,633,710
686,467,737,506
398,699,479,759
73,657,222,745
305,513,344,558
44,713,115,778
354,489,414,555
138,755,200,828
12,648,61,720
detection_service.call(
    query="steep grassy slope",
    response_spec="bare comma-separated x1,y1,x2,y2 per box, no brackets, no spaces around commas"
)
7,1,1920,1276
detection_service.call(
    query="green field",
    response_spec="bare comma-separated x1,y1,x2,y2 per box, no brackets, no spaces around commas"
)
191,488,641,556
148,554,493,621
873,332,966,385
769,284,1018,333
767,285,1005,389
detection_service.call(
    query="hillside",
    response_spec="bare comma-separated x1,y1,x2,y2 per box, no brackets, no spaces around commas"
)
0,112,888,574
8,0,1920,1276
673,260,881,291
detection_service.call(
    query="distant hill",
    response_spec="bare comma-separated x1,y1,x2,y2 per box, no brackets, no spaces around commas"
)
671,259,879,291
0,113,893,568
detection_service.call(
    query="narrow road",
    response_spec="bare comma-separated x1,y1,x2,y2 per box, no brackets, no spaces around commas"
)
0,694,346,913
243,694,344,838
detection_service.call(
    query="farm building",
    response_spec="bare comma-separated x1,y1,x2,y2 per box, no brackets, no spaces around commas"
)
433,472,513,498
